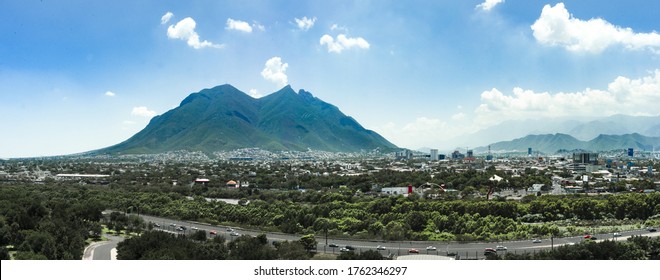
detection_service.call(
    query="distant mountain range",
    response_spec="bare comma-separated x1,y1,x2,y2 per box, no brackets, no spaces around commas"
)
96,84,397,154
452,115,660,149
476,133,660,154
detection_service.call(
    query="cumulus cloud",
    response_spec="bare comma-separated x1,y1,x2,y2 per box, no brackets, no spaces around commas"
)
476,0,504,11
104,91,115,97
167,17,222,49
474,70,660,126
131,106,157,118
248,89,262,98
261,57,289,87
531,3,660,53
226,18,253,33
320,34,370,53
295,16,316,31
161,12,173,25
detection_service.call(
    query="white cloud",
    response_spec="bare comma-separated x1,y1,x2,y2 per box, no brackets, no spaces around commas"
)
248,89,262,98
330,24,347,32
451,113,466,121
476,0,504,11
167,17,223,49
295,16,316,31
261,57,289,87
104,91,115,97
226,18,253,33
131,106,157,118
161,12,173,25
320,34,370,53
474,70,660,126
376,117,457,149
531,3,660,53
253,22,265,32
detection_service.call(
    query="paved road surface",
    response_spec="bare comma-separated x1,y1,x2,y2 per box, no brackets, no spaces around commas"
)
83,234,123,260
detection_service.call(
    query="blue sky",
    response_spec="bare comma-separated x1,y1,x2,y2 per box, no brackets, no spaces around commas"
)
1,0,659,158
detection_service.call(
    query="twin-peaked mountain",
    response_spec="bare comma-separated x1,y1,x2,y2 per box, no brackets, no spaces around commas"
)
99,84,398,154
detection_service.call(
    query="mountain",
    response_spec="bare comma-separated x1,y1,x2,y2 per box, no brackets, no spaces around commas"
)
452,115,660,148
479,133,660,154
97,84,398,154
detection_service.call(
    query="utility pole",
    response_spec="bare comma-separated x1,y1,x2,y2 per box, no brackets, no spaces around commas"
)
324,227,328,254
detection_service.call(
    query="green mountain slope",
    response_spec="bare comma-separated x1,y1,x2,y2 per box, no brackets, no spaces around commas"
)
97,84,397,154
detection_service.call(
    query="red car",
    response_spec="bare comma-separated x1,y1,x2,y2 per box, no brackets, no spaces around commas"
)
210,230,217,235
408,248,419,254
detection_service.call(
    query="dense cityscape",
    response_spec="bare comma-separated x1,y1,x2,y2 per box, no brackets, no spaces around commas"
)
1,148,659,260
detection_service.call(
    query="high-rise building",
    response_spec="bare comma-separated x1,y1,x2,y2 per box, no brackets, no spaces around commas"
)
430,149,438,161
573,152,598,165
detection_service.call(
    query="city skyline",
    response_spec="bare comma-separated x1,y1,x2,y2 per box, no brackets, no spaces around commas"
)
1,0,659,158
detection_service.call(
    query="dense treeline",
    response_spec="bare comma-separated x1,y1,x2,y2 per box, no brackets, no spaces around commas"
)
116,231,315,260
0,185,105,259
1,182,659,260
98,184,660,241
489,236,660,260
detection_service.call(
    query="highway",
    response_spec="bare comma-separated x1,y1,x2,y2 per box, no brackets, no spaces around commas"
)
131,213,660,260
84,213,659,260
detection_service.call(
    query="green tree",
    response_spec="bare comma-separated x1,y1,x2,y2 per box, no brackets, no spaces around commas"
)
299,234,317,252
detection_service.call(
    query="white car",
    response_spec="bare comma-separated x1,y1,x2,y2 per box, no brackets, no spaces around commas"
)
230,231,240,236
532,239,542,243
613,232,622,237
426,246,437,251
495,245,507,251
376,245,386,250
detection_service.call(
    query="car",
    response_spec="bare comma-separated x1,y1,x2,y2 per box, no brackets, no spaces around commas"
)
328,243,339,248
426,246,437,251
408,248,419,254
209,230,217,235
376,245,387,250
227,228,234,232
344,245,356,251
230,231,240,236
339,247,350,252
176,227,184,231
532,239,542,243
648,227,657,232
484,248,497,256
495,245,507,251
590,236,597,240
583,234,592,239
613,232,622,237
191,226,199,230
153,223,161,228
179,226,187,230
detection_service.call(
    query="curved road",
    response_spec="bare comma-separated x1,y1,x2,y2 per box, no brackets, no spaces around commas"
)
83,234,123,260
86,213,660,260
